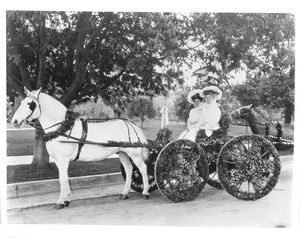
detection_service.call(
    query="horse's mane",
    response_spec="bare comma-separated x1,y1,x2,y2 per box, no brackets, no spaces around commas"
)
39,93,67,121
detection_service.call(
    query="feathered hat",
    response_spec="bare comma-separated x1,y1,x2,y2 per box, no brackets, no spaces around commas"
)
187,89,203,104
200,86,222,101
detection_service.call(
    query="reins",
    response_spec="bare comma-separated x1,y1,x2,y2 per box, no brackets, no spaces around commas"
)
141,127,184,133
28,121,64,130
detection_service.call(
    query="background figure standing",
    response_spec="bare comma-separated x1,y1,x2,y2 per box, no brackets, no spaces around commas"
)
160,105,169,128
178,89,204,141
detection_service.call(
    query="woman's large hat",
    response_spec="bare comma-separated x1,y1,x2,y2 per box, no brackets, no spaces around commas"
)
187,89,203,104
200,86,222,100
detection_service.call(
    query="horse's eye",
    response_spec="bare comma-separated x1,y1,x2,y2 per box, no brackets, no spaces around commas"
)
28,101,36,111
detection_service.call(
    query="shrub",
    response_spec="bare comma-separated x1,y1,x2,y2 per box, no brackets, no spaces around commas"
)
72,98,114,119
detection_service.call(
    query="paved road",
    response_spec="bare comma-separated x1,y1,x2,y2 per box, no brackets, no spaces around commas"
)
7,157,293,228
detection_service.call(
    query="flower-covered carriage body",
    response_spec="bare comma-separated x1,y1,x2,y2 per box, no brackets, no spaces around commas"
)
121,112,281,202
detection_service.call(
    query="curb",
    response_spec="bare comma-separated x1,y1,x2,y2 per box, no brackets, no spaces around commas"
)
7,172,123,198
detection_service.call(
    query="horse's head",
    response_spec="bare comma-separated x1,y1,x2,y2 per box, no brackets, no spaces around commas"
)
11,87,42,128
231,104,254,120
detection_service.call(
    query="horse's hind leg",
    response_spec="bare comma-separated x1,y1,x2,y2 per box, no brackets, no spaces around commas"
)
54,157,71,209
119,152,133,199
130,152,150,199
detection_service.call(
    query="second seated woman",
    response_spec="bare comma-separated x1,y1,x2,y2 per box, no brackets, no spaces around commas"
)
178,89,204,141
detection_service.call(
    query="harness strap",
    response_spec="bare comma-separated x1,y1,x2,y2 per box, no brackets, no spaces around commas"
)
265,123,270,136
122,120,131,143
74,119,88,161
124,120,141,143
276,123,283,141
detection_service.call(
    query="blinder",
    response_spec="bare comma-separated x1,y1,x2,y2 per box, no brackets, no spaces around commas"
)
28,100,37,111
25,98,40,123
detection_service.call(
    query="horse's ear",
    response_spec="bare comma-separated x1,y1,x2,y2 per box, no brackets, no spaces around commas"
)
33,87,42,99
24,87,31,96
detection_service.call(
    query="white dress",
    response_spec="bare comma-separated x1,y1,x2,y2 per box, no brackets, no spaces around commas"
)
178,102,221,141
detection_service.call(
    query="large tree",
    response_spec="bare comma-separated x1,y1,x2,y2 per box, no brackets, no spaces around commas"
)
6,11,190,167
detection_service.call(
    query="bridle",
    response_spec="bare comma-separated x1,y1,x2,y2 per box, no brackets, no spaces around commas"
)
25,95,41,123
25,94,63,131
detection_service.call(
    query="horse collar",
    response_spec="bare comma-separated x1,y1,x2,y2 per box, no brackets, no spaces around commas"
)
43,110,79,141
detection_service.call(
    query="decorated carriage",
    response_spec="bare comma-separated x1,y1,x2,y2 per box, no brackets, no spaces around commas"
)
121,113,281,202
12,88,281,208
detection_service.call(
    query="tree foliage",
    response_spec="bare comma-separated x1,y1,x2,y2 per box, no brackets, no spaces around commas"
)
232,71,294,123
127,97,156,127
7,11,189,106
189,13,295,123
173,87,193,124
7,11,294,114
190,13,294,86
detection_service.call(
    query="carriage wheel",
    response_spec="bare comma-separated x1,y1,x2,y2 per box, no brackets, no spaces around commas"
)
120,159,158,193
217,134,281,200
155,139,209,202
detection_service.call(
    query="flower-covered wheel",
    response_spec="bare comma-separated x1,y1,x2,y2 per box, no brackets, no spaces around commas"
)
120,158,158,193
155,139,209,202
217,134,281,200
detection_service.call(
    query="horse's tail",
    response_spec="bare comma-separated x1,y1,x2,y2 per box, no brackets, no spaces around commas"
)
123,120,149,162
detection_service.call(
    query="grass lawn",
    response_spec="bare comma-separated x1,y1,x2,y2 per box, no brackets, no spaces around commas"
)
7,159,121,184
7,129,35,156
7,119,293,184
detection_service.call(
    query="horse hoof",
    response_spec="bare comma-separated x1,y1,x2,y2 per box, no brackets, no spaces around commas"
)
64,201,70,207
119,194,128,200
143,194,150,200
54,204,65,209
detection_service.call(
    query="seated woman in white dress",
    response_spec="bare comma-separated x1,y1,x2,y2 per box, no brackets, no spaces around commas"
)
199,85,222,137
178,89,204,141
178,86,222,140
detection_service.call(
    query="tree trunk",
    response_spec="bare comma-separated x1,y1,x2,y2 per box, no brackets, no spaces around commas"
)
141,119,144,128
284,102,294,124
32,125,49,168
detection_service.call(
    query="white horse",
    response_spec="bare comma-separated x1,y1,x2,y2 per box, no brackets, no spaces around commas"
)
11,88,150,209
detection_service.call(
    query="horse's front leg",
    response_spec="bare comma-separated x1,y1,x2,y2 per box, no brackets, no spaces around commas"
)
54,157,71,209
